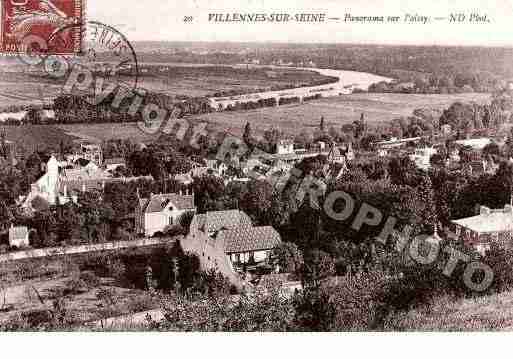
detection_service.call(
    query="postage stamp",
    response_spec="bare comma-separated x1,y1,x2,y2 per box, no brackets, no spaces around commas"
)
0,0,84,55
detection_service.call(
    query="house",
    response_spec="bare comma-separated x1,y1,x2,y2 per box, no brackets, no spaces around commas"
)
40,110,56,123
187,209,282,272
276,140,295,155
409,146,438,170
9,225,29,248
441,124,452,136
136,192,196,237
345,142,355,161
20,155,150,214
375,137,422,150
104,157,126,171
455,138,491,151
221,225,281,267
451,205,513,254
327,143,346,164
205,159,228,176
465,159,499,176
174,173,193,186
79,143,103,166
0,111,27,123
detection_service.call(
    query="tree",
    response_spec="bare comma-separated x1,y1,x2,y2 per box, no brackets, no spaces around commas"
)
360,133,380,151
192,175,227,213
319,116,325,132
293,286,336,331
77,190,113,243
273,242,304,278
156,282,296,331
482,142,501,159
430,153,445,167
302,249,335,289
242,122,254,148
415,175,437,234
239,180,273,225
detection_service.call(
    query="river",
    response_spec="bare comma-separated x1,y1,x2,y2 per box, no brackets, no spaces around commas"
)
209,65,393,109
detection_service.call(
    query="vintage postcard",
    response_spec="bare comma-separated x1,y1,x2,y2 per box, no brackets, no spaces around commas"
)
1,0,513,341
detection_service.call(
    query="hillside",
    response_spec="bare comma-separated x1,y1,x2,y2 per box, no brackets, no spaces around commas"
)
384,292,513,331
0,125,78,154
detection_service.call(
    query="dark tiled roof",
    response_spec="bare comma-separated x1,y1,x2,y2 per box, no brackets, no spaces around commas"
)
220,226,281,253
142,194,195,213
203,210,252,233
59,179,105,194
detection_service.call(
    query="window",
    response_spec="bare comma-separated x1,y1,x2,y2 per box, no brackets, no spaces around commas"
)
169,216,173,225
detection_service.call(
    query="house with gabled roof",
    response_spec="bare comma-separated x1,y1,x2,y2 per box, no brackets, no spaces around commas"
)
136,192,196,237
186,209,282,273
451,205,513,255
220,225,282,266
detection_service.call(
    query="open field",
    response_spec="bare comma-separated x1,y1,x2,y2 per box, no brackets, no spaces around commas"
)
136,65,335,98
0,245,171,328
191,92,493,137
56,92,493,143
0,125,77,152
0,64,335,109
384,292,513,331
58,123,155,143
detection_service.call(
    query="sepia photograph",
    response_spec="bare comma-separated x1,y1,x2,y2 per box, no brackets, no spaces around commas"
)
1,0,513,347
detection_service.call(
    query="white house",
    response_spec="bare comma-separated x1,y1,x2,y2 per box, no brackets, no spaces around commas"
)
455,138,491,151
409,146,438,170
23,155,60,207
0,111,27,123
276,140,295,155
136,192,196,237
205,159,228,177
9,225,29,248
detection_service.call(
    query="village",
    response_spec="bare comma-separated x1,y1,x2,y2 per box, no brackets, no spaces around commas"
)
1,90,513,330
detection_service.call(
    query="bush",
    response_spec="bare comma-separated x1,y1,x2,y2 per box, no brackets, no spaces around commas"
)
126,295,155,313
106,258,126,282
65,276,88,295
164,224,185,237
80,271,101,288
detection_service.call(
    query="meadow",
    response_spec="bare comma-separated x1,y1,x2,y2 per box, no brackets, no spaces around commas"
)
55,92,493,143
0,64,334,109
190,92,493,137
383,292,513,331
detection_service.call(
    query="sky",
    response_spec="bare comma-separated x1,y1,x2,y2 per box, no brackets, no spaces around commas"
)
75,0,513,46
